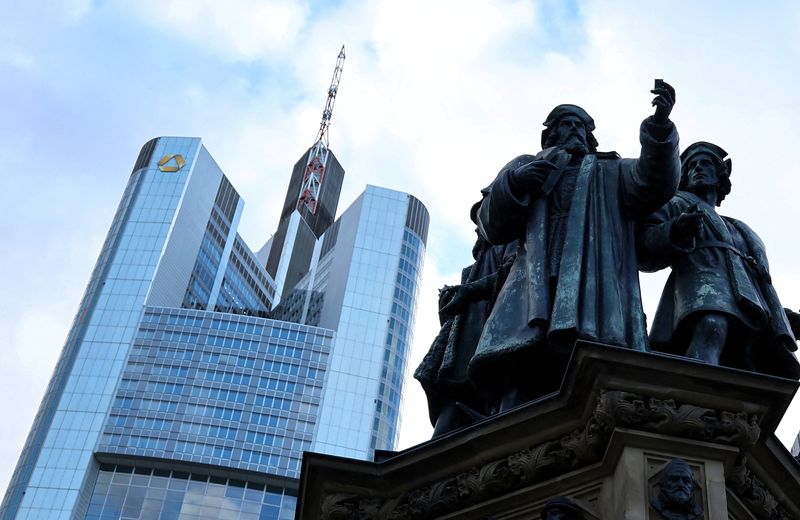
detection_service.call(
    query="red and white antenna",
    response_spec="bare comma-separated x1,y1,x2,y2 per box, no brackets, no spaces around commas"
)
298,45,345,215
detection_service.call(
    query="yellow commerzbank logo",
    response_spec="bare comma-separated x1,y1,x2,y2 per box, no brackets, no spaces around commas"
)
157,154,186,172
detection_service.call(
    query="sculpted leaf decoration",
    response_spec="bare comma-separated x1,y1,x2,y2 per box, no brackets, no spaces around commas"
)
727,458,794,520
320,390,761,520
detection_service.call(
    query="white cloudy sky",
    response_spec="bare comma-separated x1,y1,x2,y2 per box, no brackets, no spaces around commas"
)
3,0,800,494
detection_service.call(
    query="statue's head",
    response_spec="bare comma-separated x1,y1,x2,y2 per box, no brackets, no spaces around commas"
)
680,141,732,205
541,104,598,155
658,459,696,506
540,497,585,520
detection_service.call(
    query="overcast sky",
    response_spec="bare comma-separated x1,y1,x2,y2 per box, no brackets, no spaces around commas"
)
3,0,800,495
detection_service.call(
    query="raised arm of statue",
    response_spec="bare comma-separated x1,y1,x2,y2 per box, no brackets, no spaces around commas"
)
621,80,681,216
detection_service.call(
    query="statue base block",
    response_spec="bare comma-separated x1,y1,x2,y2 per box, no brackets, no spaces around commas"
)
297,342,800,519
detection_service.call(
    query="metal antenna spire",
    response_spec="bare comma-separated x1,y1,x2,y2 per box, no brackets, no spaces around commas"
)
297,45,346,215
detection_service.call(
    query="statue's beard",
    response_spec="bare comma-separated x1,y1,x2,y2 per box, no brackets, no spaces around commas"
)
662,488,693,506
559,134,589,157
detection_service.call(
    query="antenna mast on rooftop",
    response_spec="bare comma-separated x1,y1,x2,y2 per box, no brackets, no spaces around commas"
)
297,45,346,215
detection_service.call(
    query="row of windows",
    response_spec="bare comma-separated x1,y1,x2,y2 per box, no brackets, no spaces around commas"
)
391,301,410,323
107,415,173,430
233,238,276,295
250,413,288,429
398,257,417,278
115,397,178,413
205,216,228,251
259,378,296,393
270,327,307,342
179,422,237,440
197,368,252,386
148,364,189,378
102,434,168,451
209,318,264,336
211,205,231,236
207,334,260,351
396,271,415,294
404,229,423,252
253,395,291,411
394,286,413,309
184,403,243,422
266,343,304,360
193,386,248,403
223,252,271,311
400,242,419,264
388,317,408,340
244,431,278,446
133,338,324,367
175,440,233,459
119,380,184,395
239,451,302,471
199,351,256,368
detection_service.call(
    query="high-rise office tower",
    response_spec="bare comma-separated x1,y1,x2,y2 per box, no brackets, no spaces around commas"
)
262,145,345,304
274,186,428,458
262,46,347,306
2,134,429,520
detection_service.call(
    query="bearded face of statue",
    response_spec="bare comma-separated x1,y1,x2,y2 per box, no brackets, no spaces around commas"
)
660,462,695,505
554,115,590,157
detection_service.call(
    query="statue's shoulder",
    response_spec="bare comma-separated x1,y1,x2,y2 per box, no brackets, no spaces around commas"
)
595,151,621,160
724,215,760,238
501,153,540,172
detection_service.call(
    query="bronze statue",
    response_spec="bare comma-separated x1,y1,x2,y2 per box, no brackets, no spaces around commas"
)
468,80,681,410
414,202,517,436
540,497,586,520
637,141,800,378
650,458,702,520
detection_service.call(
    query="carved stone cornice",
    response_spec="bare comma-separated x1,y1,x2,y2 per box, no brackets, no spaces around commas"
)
319,390,761,520
728,458,795,520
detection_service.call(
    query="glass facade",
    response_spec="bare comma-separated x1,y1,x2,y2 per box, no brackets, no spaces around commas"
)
2,137,428,520
2,138,203,520
85,464,296,520
98,307,331,480
309,186,428,459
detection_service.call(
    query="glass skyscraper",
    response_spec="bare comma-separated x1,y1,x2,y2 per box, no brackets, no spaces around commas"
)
1,137,428,520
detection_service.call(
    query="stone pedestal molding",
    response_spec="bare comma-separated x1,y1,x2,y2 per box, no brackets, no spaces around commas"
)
297,343,800,519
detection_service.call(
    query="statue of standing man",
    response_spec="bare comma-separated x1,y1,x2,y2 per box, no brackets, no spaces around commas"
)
469,80,681,412
637,141,800,378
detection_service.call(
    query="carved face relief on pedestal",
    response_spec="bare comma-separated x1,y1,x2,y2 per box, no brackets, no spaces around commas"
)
540,497,585,520
650,458,703,520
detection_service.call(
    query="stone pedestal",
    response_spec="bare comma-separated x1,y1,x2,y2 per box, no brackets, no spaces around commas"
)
297,343,800,519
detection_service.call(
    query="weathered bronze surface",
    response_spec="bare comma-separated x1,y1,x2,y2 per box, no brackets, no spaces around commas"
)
638,141,800,378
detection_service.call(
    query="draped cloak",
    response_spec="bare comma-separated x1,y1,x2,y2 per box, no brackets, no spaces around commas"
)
469,118,680,389
638,191,800,379
414,241,516,425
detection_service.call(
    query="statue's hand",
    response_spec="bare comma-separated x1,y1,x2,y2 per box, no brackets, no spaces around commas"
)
670,205,703,243
439,285,472,320
508,159,558,195
651,79,676,124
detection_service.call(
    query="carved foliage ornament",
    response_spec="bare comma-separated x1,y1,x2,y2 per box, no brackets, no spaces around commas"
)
727,458,794,520
319,390,761,520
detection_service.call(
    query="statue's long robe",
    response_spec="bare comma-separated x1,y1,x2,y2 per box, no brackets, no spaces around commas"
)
638,191,800,378
470,118,680,389
414,240,516,424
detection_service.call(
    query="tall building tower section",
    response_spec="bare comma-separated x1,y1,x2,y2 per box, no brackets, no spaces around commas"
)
273,186,430,458
0,138,323,520
265,46,346,304
2,132,429,520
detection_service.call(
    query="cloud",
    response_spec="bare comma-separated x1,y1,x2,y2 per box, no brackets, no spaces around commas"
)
123,0,310,61
4,0,800,497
